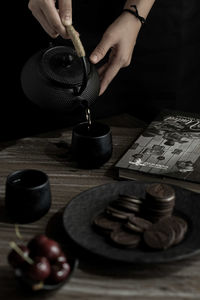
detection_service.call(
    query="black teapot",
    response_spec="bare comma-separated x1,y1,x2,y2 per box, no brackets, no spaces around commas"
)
21,25,100,112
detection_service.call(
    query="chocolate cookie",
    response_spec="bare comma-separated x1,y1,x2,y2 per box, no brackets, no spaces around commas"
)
113,200,141,214
110,229,141,248
118,194,142,205
158,216,188,245
143,183,175,222
142,207,174,223
173,216,188,234
143,198,175,210
145,183,175,202
143,207,173,219
124,216,152,233
105,205,134,221
92,213,121,235
143,221,175,250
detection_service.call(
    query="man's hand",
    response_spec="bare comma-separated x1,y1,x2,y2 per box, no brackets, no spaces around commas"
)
90,12,141,96
28,0,72,38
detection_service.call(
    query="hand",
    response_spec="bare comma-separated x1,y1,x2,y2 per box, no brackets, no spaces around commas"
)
28,0,72,39
90,12,141,96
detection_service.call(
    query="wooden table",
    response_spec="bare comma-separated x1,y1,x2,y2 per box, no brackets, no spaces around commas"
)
0,114,200,300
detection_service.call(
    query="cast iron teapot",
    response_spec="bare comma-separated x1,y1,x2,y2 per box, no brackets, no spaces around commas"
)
21,25,100,112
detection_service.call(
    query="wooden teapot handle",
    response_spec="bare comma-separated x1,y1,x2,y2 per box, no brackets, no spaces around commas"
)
65,25,86,58
65,24,88,96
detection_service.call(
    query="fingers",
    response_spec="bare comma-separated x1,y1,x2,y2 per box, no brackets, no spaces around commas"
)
98,50,132,96
98,58,121,96
90,12,136,95
90,33,113,64
40,0,68,38
89,32,131,95
28,0,70,39
98,64,108,79
59,0,72,25
30,7,58,38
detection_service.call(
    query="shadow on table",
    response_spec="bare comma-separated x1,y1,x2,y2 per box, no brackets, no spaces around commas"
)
0,266,60,299
44,139,80,171
44,139,114,177
0,140,17,151
45,210,197,279
0,204,12,224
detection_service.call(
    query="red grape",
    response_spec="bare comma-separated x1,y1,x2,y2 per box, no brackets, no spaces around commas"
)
28,234,48,256
49,262,71,283
56,252,67,263
28,256,51,281
28,235,62,261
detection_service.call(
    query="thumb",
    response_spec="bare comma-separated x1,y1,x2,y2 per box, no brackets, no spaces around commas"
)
59,0,72,26
90,34,112,64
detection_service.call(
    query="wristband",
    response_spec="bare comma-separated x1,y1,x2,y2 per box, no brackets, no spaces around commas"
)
122,5,146,25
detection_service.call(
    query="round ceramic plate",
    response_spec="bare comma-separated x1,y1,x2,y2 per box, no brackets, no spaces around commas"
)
63,181,200,264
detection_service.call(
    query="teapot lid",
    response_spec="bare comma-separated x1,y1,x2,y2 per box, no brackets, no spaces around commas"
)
41,46,90,87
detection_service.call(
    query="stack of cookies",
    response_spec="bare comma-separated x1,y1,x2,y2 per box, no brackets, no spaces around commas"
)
142,183,175,222
92,183,188,250
106,193,142,219
93,193,142,233
93,193,144,248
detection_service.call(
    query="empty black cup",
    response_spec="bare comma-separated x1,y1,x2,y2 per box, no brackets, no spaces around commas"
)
71,121,112,168
5,169,51,223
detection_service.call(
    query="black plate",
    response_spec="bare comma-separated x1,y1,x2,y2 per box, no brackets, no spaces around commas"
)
15,258,78,291
63,181,200,264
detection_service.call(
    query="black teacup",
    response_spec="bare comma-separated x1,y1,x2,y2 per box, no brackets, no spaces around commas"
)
71,121,112,168
5,169,51,223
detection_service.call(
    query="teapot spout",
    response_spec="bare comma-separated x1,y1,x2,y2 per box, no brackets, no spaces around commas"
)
75,97,89,108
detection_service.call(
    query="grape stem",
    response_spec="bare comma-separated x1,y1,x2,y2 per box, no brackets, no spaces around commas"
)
32,281,44,291
9,241,34,265
14,224,23,240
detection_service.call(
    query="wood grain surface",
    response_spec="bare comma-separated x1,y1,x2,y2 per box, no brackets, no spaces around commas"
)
0,114,200,300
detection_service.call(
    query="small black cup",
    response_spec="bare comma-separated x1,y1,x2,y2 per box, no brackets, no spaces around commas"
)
5,169,51,223
71,121,112,168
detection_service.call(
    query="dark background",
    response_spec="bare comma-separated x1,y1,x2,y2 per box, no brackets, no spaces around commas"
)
2,2,57,141
2,0,200,142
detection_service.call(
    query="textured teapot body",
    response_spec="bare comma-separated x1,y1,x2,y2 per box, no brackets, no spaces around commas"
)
21,45,100,112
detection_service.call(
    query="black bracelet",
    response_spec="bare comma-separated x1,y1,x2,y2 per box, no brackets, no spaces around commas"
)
122,5,146,25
